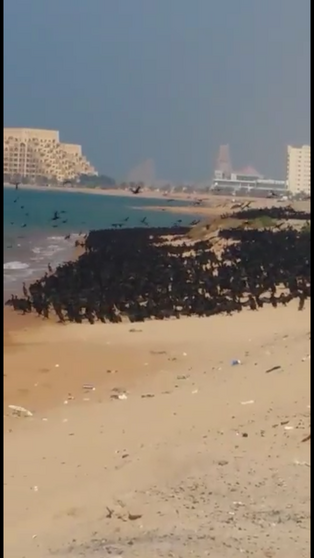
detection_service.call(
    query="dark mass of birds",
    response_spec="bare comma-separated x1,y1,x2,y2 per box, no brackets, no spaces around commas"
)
229,206,311,222
6,201,311,323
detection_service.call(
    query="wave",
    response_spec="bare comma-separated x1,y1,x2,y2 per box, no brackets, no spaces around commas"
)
4,261,30,271
31,243,70,261
47,236,70,241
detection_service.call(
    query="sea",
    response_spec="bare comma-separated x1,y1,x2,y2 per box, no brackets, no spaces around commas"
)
3,187,194,298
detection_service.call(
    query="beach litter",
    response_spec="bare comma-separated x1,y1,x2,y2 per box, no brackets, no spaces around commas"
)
106,507,114,518
8,405,33,418
231,359,241,366
294,459,311,467
111,392,128,400
284,425,294,431
241,400,255,405
63,394,74,404
82,383,95,391
265,365,281,373
128,512,142,521
302,355,311,362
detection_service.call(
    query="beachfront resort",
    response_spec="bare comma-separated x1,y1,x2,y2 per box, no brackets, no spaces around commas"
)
3,127,98,183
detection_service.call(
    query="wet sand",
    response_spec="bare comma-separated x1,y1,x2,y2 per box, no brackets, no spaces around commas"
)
4,303,311,557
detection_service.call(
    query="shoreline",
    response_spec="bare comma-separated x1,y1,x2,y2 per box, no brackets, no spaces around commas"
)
4,183,201,202
4,184,311,219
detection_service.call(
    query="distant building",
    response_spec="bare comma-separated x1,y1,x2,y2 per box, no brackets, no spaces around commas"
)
210,145,287,197
286,145,311,195
3,128,97,183
211,168,288,196
127,159,156,185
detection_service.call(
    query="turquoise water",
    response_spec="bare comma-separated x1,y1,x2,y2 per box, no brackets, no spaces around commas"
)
3,187,194,294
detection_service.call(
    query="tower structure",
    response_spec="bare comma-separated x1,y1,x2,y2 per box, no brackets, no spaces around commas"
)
127,159,156,185
286,145,311,195
215,144,232,178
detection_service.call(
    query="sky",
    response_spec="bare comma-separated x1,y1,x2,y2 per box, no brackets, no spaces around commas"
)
4,0,310,182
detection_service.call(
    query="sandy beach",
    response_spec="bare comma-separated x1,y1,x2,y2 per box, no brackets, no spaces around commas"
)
4,302,311,557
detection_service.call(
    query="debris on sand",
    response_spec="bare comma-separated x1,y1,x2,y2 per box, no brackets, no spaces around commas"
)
265,365,281,373
8,405,33,418
128,512,142,521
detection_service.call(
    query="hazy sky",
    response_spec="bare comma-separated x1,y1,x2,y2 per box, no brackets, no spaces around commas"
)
4,0,310,182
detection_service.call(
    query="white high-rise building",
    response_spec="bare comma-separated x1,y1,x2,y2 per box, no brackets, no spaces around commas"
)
286,145,311,195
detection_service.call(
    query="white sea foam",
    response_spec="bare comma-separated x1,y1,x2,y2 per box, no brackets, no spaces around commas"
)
4,232,74,295
31,239,71,260
4,261,30,271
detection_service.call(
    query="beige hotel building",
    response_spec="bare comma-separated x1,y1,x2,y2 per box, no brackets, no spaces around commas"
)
3,128,98,183
286,144,311,195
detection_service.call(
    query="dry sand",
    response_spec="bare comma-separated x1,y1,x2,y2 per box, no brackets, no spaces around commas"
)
4,303,311,557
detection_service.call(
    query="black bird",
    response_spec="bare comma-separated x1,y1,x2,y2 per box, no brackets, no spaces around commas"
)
130,185,142,195
51,211,60,221
6,206,310,326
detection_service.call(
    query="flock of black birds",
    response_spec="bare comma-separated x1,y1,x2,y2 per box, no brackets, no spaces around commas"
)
6,192,311,323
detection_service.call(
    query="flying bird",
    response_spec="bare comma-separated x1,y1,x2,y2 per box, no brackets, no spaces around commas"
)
130,185,142,195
